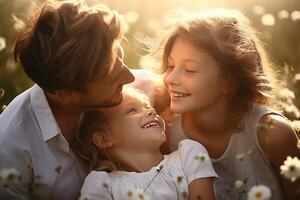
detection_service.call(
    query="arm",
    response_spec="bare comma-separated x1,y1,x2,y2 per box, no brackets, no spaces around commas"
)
258,114,300,200
189,178,215,200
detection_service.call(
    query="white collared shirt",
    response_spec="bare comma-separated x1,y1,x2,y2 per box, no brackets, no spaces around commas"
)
0,84,85,200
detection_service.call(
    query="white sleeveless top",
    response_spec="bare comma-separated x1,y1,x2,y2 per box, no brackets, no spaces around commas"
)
169,104,285,200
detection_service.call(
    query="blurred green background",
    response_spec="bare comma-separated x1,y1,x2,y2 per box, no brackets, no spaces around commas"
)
1,0,300,122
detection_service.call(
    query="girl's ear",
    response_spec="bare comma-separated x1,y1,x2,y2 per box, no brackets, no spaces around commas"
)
92,131,114,150
222,73,238,95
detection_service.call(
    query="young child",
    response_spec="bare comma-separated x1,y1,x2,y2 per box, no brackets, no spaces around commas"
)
77,86,217,200
161,8,300,200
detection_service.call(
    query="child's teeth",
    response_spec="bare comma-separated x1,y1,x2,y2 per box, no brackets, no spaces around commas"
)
143,122,159,129
173,92,188,97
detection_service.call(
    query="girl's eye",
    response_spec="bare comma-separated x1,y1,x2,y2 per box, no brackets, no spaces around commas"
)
185,69,197,73
125,108,137,114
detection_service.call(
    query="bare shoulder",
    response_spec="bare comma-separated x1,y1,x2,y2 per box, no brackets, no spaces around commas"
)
257,114,299,164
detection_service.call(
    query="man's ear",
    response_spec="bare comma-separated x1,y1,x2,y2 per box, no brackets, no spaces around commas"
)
92,131,114,150
52,89,78,104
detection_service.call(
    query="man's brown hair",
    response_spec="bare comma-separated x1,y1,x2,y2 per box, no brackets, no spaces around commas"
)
13,0,123,92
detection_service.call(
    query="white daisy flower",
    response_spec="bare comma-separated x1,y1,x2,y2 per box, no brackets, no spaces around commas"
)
261,14,275,26
194,152,208,163
0,168,21,185
278,10,289,20
291,10,300,21
234,180,245,191
248,185,271,200
236,153,245,161
280,156,300,182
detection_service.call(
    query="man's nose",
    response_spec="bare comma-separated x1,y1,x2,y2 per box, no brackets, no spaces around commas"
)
122,65,135,84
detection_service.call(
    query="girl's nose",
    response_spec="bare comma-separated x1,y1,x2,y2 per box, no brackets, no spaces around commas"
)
164,68,181,86
145,107,157,117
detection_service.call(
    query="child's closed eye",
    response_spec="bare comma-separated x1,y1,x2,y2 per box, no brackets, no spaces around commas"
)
185,68,197,73
125,108,137,114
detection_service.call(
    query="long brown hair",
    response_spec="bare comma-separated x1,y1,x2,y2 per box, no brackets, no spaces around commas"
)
161,8,283,109
13,0,123,92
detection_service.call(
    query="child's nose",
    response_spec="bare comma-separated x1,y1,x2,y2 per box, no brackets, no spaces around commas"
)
165,69,180,86
145,108,156,117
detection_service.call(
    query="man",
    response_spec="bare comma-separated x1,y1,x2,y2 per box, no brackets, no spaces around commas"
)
0,1,134,199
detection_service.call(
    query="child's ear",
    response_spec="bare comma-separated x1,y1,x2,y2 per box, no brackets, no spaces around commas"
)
92,131,113,150
222,74,238,95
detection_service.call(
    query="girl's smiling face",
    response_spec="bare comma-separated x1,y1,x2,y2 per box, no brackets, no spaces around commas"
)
103,91,166,153
164,36,227,114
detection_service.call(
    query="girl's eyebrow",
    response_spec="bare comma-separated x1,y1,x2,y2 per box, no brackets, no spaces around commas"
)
124,102,141,109
124,102,136,107
168,55,202,65
125,102,149,109
183,59,203,66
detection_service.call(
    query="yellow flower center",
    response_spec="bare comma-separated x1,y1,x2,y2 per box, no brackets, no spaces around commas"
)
255,191,262,198
289,165,295,172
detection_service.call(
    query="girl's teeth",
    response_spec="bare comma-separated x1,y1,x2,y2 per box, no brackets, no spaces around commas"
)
143,122,159,128
173,92,189,97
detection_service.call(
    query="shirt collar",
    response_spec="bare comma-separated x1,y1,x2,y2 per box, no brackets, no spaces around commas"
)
30,84,61,141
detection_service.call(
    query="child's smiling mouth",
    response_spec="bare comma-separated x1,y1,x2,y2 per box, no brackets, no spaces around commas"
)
141,119,161,129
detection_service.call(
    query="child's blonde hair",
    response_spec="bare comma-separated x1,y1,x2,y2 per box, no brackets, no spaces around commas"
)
76,86,152,172
161,8,282,109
